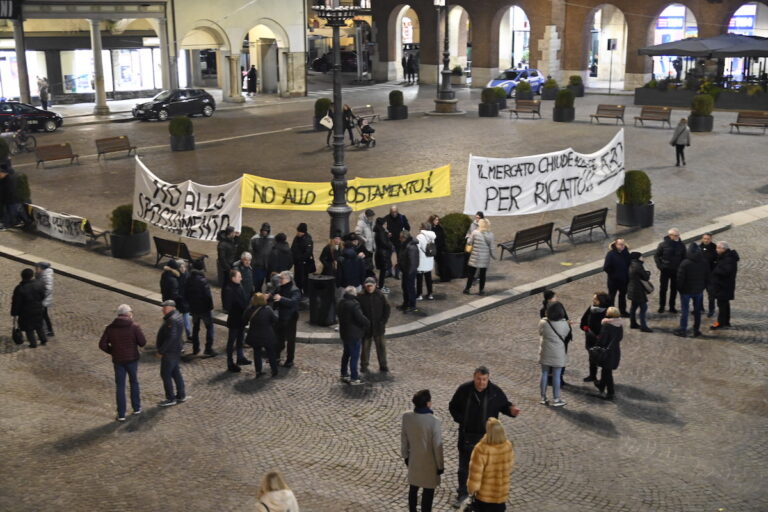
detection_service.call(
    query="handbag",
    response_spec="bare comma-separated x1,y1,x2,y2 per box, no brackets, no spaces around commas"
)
641,279,654,294
12,327,24,345
319,114,333,129
464,243,473,254
589,336,615,365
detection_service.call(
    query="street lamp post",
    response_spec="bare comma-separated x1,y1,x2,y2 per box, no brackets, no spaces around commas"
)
313,3,359,237
431,0,462,114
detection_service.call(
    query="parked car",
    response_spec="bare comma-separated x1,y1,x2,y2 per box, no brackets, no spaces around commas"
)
0,101,63,132
311,52,358,73
487,68,545,97
132,88,216,121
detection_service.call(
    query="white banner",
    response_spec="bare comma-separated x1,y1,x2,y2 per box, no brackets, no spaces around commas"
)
464,130,625,216
132,157,242,241
28,204,87,244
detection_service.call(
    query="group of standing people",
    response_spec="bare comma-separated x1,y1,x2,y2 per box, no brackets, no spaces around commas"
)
11,262,55,347
402,53,419,85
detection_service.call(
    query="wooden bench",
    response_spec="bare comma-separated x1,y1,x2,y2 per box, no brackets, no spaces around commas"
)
555,208,609,244
83,220,111,248
509,99,542,119
153,236,208,268
634,106,672,128
35,143,79,167
590,104,625,125
729,111,768,134
95,136,137,159
352,105,380,123
498,222,554,259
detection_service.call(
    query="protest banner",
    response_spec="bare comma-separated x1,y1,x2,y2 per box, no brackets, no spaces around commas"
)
241,165,451,211
133,157,242,241
28,204,87,244
464,130,625,216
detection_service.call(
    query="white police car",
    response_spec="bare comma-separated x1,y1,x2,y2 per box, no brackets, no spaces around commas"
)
486,68,544,97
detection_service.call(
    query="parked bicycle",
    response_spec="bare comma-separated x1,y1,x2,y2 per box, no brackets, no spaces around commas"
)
1,116,36,154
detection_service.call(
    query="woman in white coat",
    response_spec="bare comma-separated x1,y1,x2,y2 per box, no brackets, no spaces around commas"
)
401,389,444,512
538,301,571,407
416,222,436,300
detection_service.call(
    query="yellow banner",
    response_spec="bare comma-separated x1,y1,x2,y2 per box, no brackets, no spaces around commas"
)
241,165,451,212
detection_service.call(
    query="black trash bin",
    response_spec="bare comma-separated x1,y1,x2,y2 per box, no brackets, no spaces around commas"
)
308,274,336,326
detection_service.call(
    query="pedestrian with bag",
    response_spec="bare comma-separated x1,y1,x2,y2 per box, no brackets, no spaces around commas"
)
156,300,188,407
627,252,653,333
466,418,515,512
538,302,571,407
464,218,495,296
579,291,610,382
358,277,391,373
243,293,280,378
670,117,690,167
416,222,436,301
11,268,47,347
603,238,631,316
34,261,54,337
337,286,370,385
590,307,623,400
401,389,444,512
255,471,299,512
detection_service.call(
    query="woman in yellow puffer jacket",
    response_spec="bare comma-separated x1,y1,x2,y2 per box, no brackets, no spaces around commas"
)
466,418,515,511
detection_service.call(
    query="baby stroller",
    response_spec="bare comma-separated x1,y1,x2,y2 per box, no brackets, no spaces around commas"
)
356,118,376,148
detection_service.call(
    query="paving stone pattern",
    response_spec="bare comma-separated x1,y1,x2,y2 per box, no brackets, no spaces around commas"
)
1,219,766,511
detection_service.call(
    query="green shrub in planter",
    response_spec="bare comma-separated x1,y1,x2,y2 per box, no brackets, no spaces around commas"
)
616,170,654,228
479,88,499,117
389,90,404,107
441,213,472,253
110,204,147,236
237,225,255,256
16,173,31,204
543,78,558,89
553,88,575,122
555,88,574,108
691,94,714,116
481,87,496,104
567,74,585,97
542,78,559,100
515,80,533,100
388,90,408,120
493,86,508,109
168,116,193,136
644,79,658,89
452,65,463,76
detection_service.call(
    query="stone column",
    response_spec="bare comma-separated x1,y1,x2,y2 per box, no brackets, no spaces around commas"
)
157,17,172,89
537,25,563,82
89,19,110,115
12,19,31,103
223,53,244,103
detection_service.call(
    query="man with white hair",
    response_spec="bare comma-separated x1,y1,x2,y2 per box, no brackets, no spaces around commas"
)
272,270,302,368
654,228,686,314
336,286,370,385
232,251,255,299
710,241,740,330
99,304,147,421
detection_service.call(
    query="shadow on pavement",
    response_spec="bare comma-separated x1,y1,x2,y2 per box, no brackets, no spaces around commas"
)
208,371,240,384
616,399,685,426
233,376,275,394
53,421,123,452
123,406,169,432
554,408,619,438
614,383,668,403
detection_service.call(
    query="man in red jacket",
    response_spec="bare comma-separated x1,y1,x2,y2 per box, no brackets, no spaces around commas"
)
99,304,147,421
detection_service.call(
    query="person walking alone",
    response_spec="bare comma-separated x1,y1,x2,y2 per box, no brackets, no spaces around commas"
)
34,262,54,337
464,219,495,296
674,243,710,338
670,117,690,167
401,389,444,512
627,252,653,333
247,65,257,96
467,418,515,512
11,268,48,347
98,304,147,421
358,277,391,373
603,238,631,316
337,286,370,385
156,300,188,407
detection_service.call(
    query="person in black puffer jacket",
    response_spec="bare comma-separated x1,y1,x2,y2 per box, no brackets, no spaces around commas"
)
603,238,631,316
337,286,370,385
710,242,740,330
398,230,420,312
160,259,182,304
653,228,686,314
580,291,610,382
674,243,710,337
627,252,653,333
291,223,314,297
374,218,393,291
592,308,623,400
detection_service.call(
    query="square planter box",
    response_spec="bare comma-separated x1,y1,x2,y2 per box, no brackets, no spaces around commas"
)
450,75,467,86
715,91,768,111
634,88,695,107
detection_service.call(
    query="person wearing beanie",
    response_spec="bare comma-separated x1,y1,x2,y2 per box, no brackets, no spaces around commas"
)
357,276,391,373
11,268,47,347
250,223,274,292
34,262,55,336
627,252,653,333
291,223,314,296
184,260,217,356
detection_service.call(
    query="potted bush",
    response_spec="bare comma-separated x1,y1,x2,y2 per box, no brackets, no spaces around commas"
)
541,77,559,100
478,88,499,117
387,90,408,120
313,98,332,131
553,88,575,122
169,116,194,151
439,213,473,280
616,170,654,228
689,94,714,132
109,204,150,259
494,87,508,110
515,80,533,100
567,74,584,97
450,65,466,86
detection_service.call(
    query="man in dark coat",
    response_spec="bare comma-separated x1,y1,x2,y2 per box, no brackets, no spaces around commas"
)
710,242,740,330
98,304,147,421
627,253,653,333
398,230,420,313
267,233,294,277
602,238,631,316
291,223,314,296
160,259,183,304
184,259,217,356
250,223,274,293
272,270,302,367
246,64,257,95
11,268,47,347
386,205,410,279
654,228,686,313
337,239,366,289
222,269,252,372
243,293,279,377
674,243,710,337
699,233,718,317
320,232,343,277
156,300,187,407
216,226,239,291
580,292,611,381
357,277,391,373
337,286,370,385
232,252,255,299
448,366,519,507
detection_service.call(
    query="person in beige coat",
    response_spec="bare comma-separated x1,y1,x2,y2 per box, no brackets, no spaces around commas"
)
464,218,495,296
401,389,444,512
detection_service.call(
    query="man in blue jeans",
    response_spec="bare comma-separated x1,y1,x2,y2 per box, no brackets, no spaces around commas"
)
336,286,369,386
674,243,710,338
99,304,147,421
156,300,189,407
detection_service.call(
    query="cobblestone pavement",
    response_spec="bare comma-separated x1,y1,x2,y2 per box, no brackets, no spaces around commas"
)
1,217,766,511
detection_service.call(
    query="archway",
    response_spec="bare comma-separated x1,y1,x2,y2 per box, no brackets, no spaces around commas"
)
393,5,420,81
239,20,290,95
585,4,628,90
726,2,768,81
650,4,698,80
498,5,530,71
448,5,472,72
179,23,229,89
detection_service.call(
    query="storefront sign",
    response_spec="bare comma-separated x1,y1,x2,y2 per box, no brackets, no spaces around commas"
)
240,165,451,212
28,204,88,244
133,158,242,241
0,1,20,20
464,130,624,216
